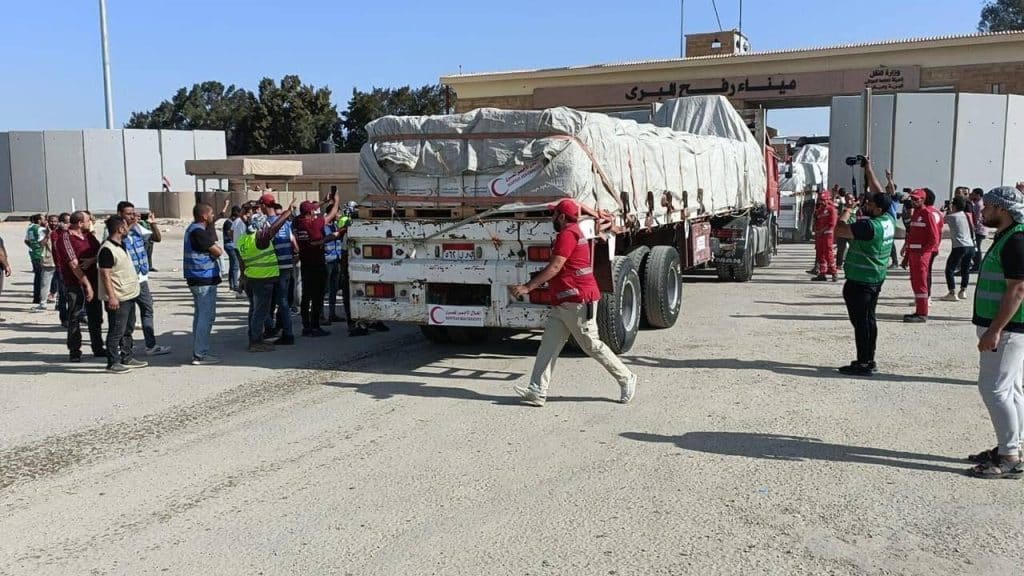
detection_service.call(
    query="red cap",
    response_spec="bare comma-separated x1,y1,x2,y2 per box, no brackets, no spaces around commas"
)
299,200,316,214
258,193,276,206
553,199,581,222
908,188,926,201
818,189,832,202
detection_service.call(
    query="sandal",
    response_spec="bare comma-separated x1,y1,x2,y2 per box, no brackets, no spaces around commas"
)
968,456,1024,480
967,446,998,464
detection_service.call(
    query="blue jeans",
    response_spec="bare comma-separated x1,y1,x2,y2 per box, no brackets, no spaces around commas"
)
267,268,294,337
246,277,276,344
226,247,242,292
189,284,217,359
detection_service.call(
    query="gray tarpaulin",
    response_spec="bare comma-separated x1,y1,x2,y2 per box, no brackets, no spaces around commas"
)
360,96,765,224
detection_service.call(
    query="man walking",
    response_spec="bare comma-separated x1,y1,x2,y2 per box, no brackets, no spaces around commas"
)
835,191,895,376
509,199,638,407
183,203,224,365
238,208,292,353
902,188,942,323
811,188,838,282
97,216,148,373
25,214,47,309
58,211,105,362
968,186,1024,479
117,201,171,356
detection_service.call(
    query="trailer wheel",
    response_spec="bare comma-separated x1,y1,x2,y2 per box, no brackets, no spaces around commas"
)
755,222,777,267
420,325,451,344
597,256,641,355
627,246,651,328
644,246,682,329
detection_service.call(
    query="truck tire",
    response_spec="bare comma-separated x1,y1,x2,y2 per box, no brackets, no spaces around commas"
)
644,246,682,329
597,256,641,355
732,246,755,282
420,325,451,344
755,223,776,267
627,246,651,328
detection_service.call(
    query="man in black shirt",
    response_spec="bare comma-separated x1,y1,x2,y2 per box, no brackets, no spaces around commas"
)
183,204,224,365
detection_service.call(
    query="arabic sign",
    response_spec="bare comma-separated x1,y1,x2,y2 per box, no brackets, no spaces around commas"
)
427,305,486,327
532,67,920,109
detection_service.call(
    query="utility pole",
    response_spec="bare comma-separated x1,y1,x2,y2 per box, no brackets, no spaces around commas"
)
99,0,114,129
679,0,685,57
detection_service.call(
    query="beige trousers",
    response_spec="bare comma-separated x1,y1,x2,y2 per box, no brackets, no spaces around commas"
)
529,302,634,396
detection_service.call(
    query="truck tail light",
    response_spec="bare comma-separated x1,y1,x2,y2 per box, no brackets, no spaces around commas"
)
527,246,551,261
365,283,395,299
362,244,393,259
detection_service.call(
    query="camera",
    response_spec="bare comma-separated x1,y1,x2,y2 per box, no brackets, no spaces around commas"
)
140,213,149,221
844,155,868,168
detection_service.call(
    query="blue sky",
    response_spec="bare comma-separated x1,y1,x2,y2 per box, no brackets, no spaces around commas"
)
0,0,983,136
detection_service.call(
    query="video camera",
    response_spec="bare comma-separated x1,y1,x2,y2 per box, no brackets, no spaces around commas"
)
844,155,868,168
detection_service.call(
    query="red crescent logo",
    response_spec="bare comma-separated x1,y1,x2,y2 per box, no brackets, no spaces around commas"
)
429,306,446,324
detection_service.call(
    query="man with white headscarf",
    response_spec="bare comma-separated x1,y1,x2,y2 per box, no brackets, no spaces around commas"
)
968,185,1024,478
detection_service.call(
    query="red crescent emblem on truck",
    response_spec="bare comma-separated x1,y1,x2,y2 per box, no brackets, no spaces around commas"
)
429,305,446,324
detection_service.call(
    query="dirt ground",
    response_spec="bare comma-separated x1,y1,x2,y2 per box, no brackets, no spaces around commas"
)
0,221,1020,576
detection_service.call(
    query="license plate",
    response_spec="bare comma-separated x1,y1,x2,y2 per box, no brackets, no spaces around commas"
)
442,243,475,260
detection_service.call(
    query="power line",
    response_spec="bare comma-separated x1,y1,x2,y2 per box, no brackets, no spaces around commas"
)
710,0,723,31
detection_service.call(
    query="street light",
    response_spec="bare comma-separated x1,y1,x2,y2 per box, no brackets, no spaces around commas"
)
99,0,114,129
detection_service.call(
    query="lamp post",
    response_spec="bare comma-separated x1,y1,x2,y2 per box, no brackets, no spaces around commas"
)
99,0,114,129
679,0,685,58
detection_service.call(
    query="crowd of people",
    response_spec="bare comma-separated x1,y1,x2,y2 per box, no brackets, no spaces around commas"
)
0,193,385,370
810,158,1024,479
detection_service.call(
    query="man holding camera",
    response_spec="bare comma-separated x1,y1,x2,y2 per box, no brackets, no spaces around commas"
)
834,159,896,376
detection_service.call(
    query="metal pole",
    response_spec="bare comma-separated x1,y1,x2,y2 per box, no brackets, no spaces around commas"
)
739,0,743,36
98,0,114,129
679,0,685,57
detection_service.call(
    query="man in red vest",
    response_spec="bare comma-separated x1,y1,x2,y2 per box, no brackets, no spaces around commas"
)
812,189,838,282
510,199,638,407
902,188,943,322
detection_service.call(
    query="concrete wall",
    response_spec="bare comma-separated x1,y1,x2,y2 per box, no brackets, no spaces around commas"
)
0,129,226,214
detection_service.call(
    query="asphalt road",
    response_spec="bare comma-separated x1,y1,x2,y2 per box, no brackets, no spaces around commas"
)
0,221,1020,576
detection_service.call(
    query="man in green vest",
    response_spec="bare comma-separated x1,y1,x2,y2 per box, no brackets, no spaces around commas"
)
967,185,1024,479
239,204,294,353
834,190,895,377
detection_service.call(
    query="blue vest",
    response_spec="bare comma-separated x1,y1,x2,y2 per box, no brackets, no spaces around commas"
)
270,216,294,269
183,222,220,280
126,228,149,276
324,222,343,263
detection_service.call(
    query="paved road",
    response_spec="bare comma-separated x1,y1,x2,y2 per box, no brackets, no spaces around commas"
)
0,222,1020,575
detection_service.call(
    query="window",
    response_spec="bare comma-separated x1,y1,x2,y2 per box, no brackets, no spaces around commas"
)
991,83,1004,94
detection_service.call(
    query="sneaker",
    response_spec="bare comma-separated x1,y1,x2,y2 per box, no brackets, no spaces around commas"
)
309,328,331,337
514,385,546,407
191,355,221,365
806,268,820,275
123,358,149,369
810,275,828,282
958,290,967,301
903,314,927,323
940,292,958,302
348,326,370,337
145,345,172,356
248,342,275,353
107,363,131,374
274,335,295,346
831,275,838,282
838,363,873,377
234,291,247,300
620,373,638,404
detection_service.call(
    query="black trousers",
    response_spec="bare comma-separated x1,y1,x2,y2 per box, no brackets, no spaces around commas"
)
66,284,104,356
340,252,354,328
835,238,849,268
105,299,136,367
300,265,327,331
843,280,882,364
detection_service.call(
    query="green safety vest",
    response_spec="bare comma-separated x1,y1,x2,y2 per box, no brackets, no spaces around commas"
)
238,232,280,280
973,224,1024,326
844,214,895,284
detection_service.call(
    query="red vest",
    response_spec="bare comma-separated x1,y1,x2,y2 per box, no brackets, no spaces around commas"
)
907,206,942,253
549,224,601,305
813,203,837,235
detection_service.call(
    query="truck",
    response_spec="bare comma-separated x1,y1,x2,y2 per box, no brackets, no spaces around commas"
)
345,96,779,354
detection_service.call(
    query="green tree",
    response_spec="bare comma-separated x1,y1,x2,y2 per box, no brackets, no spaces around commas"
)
247,75,343,154
126,81,256,155
341,84,448,152
978,0,1024,32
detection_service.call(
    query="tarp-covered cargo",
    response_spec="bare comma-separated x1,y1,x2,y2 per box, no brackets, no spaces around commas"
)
359,96,766,223
779,144,829,195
